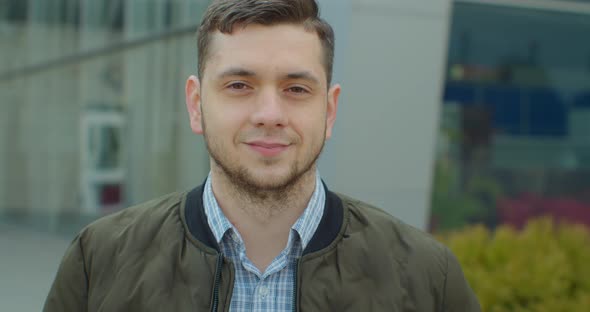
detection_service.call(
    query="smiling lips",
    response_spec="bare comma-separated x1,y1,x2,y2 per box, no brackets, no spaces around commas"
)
246,141,291,157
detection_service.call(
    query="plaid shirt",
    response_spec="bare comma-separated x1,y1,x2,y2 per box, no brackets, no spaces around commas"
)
203,172,325,312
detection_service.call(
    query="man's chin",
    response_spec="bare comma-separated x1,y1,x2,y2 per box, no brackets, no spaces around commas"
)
211,153,316,194
242,172,297,191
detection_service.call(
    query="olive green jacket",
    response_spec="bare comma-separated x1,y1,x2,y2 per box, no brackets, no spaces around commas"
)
44,184,481,311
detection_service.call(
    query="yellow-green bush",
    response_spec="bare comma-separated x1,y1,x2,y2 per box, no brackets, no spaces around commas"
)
438,218,590,312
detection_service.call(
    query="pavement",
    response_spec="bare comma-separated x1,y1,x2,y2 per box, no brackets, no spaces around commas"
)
0,223,71,311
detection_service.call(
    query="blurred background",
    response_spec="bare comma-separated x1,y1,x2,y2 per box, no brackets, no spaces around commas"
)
1,0,590,310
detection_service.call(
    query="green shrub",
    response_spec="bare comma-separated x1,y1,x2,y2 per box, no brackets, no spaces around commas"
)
438,218,590,311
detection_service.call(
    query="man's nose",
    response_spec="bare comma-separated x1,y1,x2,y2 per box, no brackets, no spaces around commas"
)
250,88,288,128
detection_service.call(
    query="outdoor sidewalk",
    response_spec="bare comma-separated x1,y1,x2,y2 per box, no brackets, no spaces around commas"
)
0,223,70,311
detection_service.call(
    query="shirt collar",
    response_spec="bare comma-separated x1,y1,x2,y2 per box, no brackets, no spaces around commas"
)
203,171,325,251
203,174,233,244
291,171,325,250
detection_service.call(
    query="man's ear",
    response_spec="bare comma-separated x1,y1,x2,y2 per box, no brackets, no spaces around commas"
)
325,83,341,140
185,75,203,134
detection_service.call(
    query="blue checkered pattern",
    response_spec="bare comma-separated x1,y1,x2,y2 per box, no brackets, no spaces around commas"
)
203,172,325,312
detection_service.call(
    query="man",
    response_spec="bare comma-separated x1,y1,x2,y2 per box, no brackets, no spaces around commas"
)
44,0,480,311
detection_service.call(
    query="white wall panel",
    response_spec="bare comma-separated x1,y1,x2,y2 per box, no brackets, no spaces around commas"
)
319,0,451,229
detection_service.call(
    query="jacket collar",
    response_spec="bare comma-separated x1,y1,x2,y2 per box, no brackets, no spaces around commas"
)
183,181,344,255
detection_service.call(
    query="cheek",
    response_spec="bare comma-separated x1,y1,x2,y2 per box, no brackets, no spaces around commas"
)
205,106,249,134
294,114,327,143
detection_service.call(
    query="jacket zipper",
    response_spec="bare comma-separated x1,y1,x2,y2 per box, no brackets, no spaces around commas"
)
211,255,223,312
292,259,300,312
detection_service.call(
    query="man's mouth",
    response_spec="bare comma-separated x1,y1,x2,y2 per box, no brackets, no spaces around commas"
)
245,140,291,157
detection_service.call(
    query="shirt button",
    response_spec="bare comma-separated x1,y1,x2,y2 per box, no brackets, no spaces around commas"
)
259,285,269,299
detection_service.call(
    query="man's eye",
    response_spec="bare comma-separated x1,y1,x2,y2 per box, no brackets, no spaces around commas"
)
227,82,249,90
288,86,308,94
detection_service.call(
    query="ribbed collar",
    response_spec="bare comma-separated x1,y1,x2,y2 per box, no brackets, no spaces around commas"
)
183,178,344,256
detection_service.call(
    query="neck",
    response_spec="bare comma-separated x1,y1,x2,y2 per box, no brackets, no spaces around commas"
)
209,165,318,272
210,166,317,228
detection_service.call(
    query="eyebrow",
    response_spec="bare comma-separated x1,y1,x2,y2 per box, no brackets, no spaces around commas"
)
216,67,256,80
216,67,321,86
284,71,321,85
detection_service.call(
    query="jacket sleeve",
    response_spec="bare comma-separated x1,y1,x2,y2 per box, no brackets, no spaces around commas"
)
43,234,89,312
442,247,481,312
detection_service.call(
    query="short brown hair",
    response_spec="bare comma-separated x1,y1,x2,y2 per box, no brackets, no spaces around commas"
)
197,0,335,84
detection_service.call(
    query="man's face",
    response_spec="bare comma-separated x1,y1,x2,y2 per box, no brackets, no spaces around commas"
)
186,24,340,191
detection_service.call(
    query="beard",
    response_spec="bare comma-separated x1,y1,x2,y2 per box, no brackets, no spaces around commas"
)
201,115,326,203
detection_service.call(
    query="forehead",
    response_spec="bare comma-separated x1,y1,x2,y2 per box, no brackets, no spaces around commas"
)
204,24,326,82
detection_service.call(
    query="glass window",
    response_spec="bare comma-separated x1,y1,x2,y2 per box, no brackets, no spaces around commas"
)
4,0,29,22
430,2,590,232
1,0,208,232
